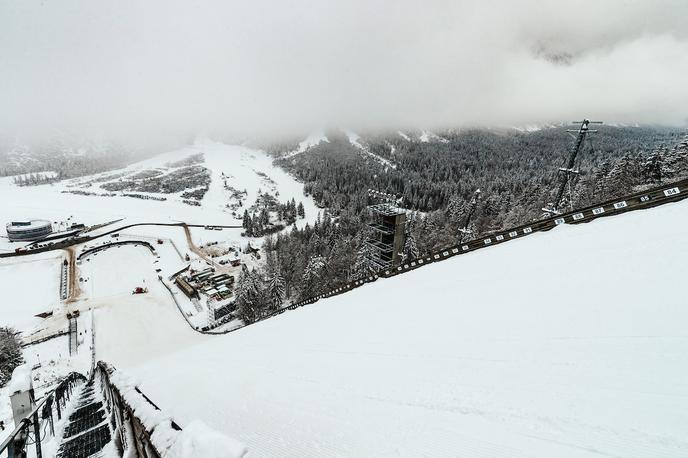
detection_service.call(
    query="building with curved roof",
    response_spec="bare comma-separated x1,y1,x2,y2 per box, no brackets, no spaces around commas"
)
6,220,53,241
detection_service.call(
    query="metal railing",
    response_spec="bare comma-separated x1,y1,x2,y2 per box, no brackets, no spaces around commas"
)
96,361,181,458
0,372,86,458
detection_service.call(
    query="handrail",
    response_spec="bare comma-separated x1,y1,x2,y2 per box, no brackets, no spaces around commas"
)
0,372,86,457
96,361,182,457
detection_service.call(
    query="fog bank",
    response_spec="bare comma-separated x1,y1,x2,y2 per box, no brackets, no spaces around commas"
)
1,0,687,149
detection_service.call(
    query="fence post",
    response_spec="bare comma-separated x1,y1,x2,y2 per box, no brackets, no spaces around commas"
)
32,411,42,458
8,427,28,458
44,398,54,437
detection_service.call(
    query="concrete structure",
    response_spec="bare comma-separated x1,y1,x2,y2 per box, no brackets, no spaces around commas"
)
365,203,406,270
9,364,35,427
6,220,52,241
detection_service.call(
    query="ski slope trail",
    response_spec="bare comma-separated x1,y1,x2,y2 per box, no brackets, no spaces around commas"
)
105,199,688,457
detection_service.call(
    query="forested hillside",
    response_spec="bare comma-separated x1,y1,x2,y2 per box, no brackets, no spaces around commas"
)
230,126,688,321
0,142,150,179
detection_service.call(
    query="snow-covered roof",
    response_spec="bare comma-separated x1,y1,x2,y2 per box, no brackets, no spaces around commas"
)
6,219,51,231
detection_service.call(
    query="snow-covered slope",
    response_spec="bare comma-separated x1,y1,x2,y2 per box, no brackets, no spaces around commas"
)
345,130,397,169
282,132,329,158
0,140,320,254
101,199,688,457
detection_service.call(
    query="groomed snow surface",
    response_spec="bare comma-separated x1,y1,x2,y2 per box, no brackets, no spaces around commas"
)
98,199,688,457
0,252,61,330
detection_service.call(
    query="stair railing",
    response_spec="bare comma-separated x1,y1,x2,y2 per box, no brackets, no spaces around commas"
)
96,361,182,458
0,372,86,458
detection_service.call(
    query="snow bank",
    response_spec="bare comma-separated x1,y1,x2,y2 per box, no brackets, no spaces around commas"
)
109,369,246,457
8,364,32,394
165,421,247,458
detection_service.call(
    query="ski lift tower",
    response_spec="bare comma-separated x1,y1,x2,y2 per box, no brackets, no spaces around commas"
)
365,190,407,271
543,119,602,215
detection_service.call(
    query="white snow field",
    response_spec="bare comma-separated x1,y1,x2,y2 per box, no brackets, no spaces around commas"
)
0,139,320,254
0,252,62,330
87,245,208,367
96,199,688,457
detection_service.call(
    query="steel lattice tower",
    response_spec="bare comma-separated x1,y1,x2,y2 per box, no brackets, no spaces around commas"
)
543,119,602,215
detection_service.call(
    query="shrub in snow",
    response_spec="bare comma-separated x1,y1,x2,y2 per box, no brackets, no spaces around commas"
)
0,327,24,387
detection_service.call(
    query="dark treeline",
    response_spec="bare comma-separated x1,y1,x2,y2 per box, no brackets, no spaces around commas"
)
0,147,150,179
227,126,688,320
12,172,59,186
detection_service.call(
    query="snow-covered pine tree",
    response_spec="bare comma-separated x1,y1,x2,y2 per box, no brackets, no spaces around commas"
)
350,240,374,281
643,148,663,183
235,265,261,323
402,231,419,262
259,207,269,227
300,256,325,300
267,266,286,311
0,327,24,387
242,210,253,236
445,195,463,225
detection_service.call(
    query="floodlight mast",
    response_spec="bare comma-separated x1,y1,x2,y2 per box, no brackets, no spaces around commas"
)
544,119,602,215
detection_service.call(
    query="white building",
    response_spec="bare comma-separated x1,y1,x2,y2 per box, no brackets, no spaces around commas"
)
6,220,53,241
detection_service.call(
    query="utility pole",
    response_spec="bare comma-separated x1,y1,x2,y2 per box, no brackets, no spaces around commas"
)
458,189,480,243
543,119,602,215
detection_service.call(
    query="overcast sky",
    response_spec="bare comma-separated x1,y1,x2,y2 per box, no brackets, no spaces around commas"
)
1,0,687,148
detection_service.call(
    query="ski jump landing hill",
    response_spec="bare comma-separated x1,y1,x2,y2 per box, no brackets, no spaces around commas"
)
113,180,688,457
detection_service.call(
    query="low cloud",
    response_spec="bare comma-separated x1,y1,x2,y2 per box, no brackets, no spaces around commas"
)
1,0,687,149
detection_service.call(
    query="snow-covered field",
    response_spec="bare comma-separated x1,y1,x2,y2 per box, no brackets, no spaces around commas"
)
91,198,688,457
0,139,320,254
0,139,320,449
86,246,207,367
0,252,62,331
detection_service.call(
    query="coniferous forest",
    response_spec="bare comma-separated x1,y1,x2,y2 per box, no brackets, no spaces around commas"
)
231,126,688,322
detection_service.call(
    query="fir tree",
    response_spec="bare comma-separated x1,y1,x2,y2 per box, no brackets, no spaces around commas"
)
300,256,325,300
0,327,24,387
267,266,286,311
235,265,261,323
297,201,305,218
242,210,252,236
402,231,419,262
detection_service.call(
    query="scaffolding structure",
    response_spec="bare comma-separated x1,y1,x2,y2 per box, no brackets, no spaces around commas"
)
365,191,407,271
543,119,602,215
